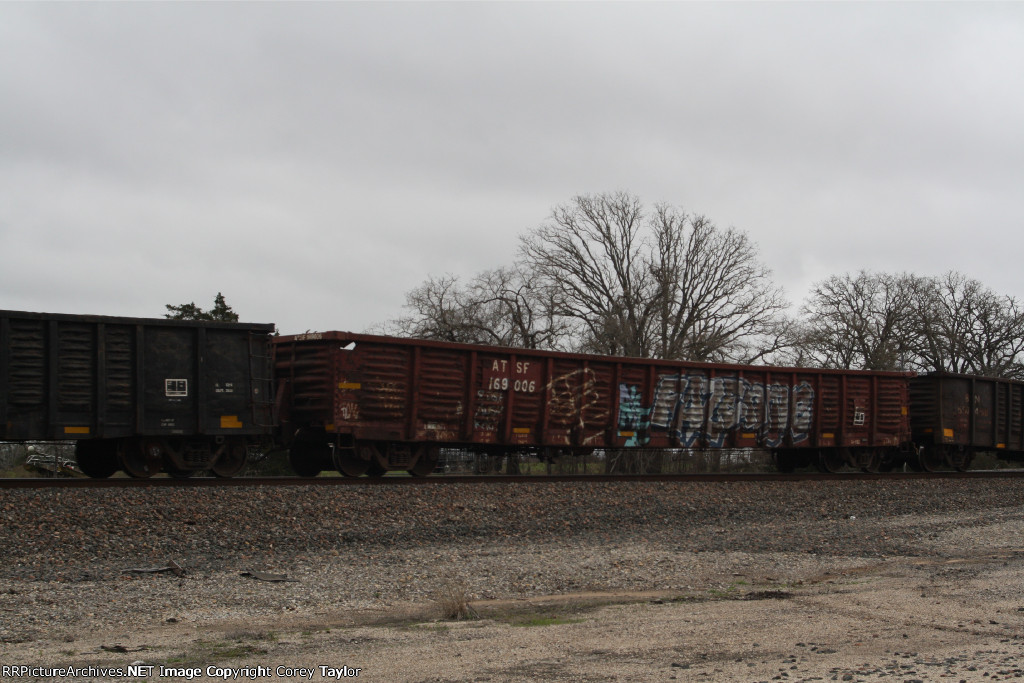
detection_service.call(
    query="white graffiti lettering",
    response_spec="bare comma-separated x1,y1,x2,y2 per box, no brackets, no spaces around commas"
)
627,374,815,447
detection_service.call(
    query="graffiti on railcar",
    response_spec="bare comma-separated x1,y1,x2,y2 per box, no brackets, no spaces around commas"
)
617,384,645,430
624,374,814,447
473,390,504,434
547,368,610,445
617,383,651,447
764,383,789,447
650,375,679,431
707,377,741,447
791,381,814,443
738,379,765,434
547,368,593,422
677,374,710,446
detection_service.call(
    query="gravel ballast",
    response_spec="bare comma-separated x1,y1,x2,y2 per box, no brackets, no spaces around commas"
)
4,478,1019,581
3,477,1024,681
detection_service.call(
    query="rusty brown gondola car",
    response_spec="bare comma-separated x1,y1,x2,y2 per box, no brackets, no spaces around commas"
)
0,310,275,478
273,331,917,476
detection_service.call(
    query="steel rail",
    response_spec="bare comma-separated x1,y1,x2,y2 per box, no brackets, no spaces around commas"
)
3,470,1024,489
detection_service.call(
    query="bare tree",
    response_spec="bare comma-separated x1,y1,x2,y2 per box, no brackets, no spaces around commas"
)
466,266,568,349
521,192,654,357
386,274,484,344
520,192,787,361
647,204,788,362
907,271,1024,379
796,270,1024,379
798,271,917,370
387,192,786,361
388,269,565,349
739,314,806,367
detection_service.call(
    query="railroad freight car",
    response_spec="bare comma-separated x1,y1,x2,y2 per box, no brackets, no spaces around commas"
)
0,310,275,478
910,372,1024,470
273,331,916,476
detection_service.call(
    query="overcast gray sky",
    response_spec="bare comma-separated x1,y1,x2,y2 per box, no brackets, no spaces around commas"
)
2,2,1022,335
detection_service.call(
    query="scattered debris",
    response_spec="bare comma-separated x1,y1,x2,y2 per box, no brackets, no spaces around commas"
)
743,590,793,600
121,560,185,577
99,645,148,653
240,571,298,582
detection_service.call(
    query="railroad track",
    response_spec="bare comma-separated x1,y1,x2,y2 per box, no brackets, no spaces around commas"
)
3,470,1024,488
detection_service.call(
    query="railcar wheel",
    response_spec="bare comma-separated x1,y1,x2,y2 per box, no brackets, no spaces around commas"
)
817,449,846,473
474,453,496,474
335,444,373,477
860,450,882,474
122,440,163,478
290,429,331,477
74,440,119,479
917,446,946,472
211,441,247,478
408,445,440,477
363,442,390,477
289,442,325,477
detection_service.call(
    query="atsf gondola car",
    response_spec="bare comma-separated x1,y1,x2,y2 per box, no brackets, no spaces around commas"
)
273,331,917,476
0,310,275,477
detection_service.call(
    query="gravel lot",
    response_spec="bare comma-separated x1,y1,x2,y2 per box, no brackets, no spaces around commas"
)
2,477,1024,681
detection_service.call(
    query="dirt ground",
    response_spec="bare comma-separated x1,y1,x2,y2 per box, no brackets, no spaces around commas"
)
5,544,1024,683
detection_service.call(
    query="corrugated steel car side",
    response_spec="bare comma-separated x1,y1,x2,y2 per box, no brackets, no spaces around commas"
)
0,310,275,477
910,372,1024,469
273,331,915,475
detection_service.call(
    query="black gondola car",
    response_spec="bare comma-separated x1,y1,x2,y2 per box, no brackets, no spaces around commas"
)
0,310,275,477
910,372,1024,470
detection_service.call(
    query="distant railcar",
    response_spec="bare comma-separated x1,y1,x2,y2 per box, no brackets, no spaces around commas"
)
273,331,916,476
910,372,1024,470
0,310,274,477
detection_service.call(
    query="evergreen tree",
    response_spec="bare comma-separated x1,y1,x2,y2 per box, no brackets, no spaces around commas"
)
165,293,240,322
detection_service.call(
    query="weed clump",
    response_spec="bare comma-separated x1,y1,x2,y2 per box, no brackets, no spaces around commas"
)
434,580,477,620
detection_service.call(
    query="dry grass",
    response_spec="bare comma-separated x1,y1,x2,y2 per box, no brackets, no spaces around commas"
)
433,580,477,620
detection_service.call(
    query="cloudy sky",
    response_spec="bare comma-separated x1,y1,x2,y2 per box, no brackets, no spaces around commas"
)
2,2,1022,335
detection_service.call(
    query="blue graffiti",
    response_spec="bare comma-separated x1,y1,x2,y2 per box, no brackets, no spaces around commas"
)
676,374,709,446
624,374,814,448
617,384,652,447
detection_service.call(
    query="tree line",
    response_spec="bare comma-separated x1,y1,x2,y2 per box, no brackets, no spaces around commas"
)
385,191,1024,380
165,292,239,322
